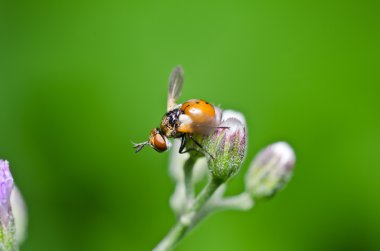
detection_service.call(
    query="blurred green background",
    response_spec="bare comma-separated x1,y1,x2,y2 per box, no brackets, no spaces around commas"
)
1,0,380,250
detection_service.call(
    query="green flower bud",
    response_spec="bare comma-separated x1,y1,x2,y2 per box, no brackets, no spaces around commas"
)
204,110,247,182
245,142,295,200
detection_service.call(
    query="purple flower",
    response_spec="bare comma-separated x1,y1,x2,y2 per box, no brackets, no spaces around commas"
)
0,160,14,225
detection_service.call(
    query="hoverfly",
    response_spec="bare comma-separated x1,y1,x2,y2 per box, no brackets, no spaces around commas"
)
133,66,221,158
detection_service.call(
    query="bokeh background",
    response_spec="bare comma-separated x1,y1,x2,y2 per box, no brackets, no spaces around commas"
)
1,0,380,250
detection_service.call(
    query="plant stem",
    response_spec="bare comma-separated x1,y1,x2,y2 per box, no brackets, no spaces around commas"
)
0,217,17,251
190,192,254,230
183,155,197,206
153,177,222,251
213,192,254,211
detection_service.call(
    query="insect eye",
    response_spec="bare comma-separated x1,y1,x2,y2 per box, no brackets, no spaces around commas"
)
153,134,167,152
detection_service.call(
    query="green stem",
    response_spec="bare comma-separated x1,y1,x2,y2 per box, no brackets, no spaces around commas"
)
0,216,17,251
213,192,254,211
183,155,197,206
190,192,254,230
153,178,222,251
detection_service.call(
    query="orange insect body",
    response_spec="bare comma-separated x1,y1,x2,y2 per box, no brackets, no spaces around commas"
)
181,99,215,123
177,99,216,135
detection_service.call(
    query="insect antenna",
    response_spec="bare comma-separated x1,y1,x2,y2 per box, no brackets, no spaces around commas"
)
132,141,149,153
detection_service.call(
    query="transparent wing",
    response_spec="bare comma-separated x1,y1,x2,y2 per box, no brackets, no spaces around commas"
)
167,66,184,111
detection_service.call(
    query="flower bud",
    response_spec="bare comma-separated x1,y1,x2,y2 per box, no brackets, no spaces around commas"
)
245,142,295,199
203,110,247,182
0,160,27,250
0,160,14,226
0,159,15,251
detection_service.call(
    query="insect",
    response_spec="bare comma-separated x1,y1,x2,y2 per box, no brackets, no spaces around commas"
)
133,66,219,158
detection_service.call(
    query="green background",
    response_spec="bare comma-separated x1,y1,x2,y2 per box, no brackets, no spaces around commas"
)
1,0,380,250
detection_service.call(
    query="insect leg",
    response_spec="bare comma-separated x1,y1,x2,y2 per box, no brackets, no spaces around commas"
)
179,135,212,158
189,135,215,160
179,135,198,154
179,135,187,154
189,135,203,148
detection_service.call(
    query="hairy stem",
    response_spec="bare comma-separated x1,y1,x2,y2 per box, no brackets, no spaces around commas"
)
153,178,222,251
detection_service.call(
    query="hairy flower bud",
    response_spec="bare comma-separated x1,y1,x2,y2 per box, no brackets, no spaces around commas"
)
245,142,295,199
203,110,247,182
